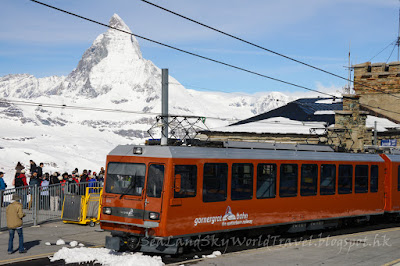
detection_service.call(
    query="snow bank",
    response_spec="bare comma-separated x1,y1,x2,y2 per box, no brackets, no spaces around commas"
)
50,247,164,266
56,239,65,246
202,251,222,258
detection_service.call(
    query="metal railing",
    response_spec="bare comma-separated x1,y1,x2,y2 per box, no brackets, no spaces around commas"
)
0,181,103,230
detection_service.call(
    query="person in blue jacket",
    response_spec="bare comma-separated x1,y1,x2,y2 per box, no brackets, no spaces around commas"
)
88,175,97,193
0,171,7,207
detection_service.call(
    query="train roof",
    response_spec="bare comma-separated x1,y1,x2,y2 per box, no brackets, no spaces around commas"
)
108,145,384,163
384,154,400,162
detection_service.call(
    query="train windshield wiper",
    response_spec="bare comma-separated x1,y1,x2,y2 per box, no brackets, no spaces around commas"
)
120,174,136,199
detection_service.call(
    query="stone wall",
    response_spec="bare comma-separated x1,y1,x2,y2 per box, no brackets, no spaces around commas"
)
353,61,400,122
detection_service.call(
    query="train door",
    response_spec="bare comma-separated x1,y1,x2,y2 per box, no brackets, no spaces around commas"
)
144,163,165,222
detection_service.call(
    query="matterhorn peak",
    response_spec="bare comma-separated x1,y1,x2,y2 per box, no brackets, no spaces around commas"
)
109,13,131,32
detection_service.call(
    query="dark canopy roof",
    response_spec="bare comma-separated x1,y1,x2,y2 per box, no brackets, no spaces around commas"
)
232,98,342,126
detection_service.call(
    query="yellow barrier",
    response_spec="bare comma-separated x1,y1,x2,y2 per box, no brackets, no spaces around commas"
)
62,186,103,227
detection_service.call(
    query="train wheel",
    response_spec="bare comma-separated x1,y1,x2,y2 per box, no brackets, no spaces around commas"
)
127,237,140,251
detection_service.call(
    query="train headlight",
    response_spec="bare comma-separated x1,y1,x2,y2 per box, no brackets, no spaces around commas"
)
103,207,112,215
133,147,143,154
149,212,159,220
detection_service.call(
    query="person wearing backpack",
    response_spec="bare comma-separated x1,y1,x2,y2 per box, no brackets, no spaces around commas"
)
14,170,28,208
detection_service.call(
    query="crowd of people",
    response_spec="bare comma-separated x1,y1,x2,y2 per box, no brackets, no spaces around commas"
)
1,162,106,255
0,160,105,210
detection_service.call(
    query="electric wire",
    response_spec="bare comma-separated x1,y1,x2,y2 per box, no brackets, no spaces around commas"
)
3,98,399,132
0,98,328,128
140,0,400,100
0,98,161,116
169,82,281,97
30,0,336,98
386,43,397,63
369,40,397,62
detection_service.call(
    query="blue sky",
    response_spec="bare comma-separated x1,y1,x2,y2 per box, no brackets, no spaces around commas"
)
1,0,399,96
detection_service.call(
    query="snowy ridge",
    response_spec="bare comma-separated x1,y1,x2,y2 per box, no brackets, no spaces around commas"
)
0,14,294,185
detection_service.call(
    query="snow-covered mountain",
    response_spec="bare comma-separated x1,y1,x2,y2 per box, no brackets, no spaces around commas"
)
0,14,293,186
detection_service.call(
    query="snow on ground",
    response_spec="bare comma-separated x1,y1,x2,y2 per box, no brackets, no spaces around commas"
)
56,239,66,246
50,247,164,266
202,251,222,258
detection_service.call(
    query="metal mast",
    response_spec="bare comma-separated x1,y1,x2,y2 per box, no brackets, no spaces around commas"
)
397,0,400,61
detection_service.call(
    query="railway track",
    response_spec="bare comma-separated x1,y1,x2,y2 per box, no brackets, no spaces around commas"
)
8,219,399,266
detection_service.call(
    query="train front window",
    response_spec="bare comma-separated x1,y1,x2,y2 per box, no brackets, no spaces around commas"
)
105,162,146,196
146,164,165,198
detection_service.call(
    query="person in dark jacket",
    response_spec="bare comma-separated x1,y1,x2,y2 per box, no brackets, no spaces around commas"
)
28,172,41,210
37,163,43,179
29,160,37,175
15,162,24,178
15,170,28,208
29,172,41,187
7,194,26,254
49,172,60,185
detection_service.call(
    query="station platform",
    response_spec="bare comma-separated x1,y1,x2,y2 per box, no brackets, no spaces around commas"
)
1,222,400,265
0,221,107,265
189,226,400,266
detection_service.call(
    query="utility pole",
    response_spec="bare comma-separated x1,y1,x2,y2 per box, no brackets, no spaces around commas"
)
343,42,352,94
161,69,168,146
397,0,400,61
347,41,351,94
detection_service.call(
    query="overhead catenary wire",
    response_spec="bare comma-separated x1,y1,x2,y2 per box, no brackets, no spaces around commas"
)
30,0,336,98
4,98,400,131
0,98,329,128
369,40,397,62
386,43,397,63
139,0,400,100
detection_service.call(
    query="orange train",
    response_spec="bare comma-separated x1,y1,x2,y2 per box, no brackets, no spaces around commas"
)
100,143,400,254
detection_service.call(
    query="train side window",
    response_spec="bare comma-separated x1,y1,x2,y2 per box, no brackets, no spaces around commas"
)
146,164,165,198
203,163,228,202
320,164,336,195
231,163,253,200
174,165,197,198
338,165,353,194
257,164,276,199
279,164,298,197
301,164,318,196
398,165,400,191
355,165,368,193
370,165,378,193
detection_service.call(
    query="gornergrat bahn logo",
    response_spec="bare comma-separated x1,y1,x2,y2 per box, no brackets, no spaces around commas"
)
194,206,253,227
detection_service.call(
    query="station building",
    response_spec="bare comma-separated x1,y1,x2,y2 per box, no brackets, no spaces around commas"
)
199,63,400,153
